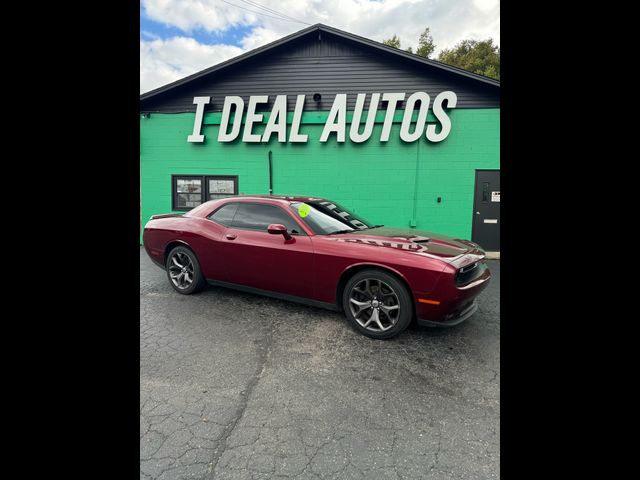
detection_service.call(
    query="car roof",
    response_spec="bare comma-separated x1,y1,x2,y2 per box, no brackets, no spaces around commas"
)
186,195,329,217
231,195,328,203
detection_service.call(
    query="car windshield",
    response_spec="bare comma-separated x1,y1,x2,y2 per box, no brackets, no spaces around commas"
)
290,200,375,235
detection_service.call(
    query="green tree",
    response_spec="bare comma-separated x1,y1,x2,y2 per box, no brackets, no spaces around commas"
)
406,46,413,54
415,28,436,58
382,35,401,49
437,39,500,80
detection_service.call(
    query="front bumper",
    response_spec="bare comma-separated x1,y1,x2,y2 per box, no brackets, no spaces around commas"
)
417,300,478,327
414,261,490,327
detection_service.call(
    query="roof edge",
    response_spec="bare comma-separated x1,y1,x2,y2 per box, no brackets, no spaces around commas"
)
317,24,500,87
140,24,321,101
140,23,499,102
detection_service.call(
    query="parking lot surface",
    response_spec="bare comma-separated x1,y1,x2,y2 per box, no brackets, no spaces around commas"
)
140,247,500,479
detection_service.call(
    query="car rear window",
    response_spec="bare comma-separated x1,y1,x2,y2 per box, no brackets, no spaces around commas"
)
207,203,239,226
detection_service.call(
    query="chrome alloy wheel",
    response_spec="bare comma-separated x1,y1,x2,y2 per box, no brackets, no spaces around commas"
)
168,251,195,290
348,278,400,332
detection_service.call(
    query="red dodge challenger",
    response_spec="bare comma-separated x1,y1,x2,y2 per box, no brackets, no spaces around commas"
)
143,195,491,339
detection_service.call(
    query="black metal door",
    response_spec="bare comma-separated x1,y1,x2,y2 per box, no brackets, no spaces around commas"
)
472,170,500,251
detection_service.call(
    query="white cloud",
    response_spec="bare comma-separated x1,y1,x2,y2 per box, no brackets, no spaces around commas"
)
140,0,499,93
473,0,499,11
140,37,243,93
142,0,257,32
240,25,287,51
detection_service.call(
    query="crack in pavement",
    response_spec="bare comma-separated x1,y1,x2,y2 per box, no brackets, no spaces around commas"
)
208,317,275,478
429,423,443,473
141,250,500,479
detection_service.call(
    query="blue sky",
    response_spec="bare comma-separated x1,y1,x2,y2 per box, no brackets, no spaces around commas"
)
141,8,253,47
140,0,500,94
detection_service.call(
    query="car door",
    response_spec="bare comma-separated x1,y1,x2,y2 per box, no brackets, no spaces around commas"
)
221,202,316,299
196,202,241,281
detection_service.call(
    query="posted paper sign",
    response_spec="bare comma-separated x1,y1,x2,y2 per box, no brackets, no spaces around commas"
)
491,191,500,202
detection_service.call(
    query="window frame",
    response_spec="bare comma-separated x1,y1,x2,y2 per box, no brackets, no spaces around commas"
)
171,175,239,211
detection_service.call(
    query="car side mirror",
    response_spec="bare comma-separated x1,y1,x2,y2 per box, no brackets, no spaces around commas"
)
267,223,292,240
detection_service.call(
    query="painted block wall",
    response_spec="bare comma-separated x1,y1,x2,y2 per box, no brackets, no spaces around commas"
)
140,109,499,244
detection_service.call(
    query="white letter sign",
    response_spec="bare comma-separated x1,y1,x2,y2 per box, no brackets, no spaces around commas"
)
400,92,430,142
380,93,405,142
350,93,380,143
243,95,269,142
426,91,457,142
289,95,308,142
187,96,210,143
218,96,244,142
320,94,347,142
262,95,287,143
182,92,459,145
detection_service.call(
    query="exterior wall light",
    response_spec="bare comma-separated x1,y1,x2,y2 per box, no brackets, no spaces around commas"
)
313,93,321,102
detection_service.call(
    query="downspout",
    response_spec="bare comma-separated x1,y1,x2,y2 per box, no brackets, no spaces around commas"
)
411,141,420,227
268,150,273,195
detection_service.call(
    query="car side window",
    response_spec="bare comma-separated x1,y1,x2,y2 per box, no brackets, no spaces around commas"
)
207,203,239,226
231,203,304,234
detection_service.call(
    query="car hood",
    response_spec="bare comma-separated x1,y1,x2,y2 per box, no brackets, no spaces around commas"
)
327,226,485,267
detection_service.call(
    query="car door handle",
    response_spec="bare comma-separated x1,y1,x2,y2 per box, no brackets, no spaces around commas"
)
225,234,237,240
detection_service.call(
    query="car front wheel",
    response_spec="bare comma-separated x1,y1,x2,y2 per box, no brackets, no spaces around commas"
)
166,246,205,294
342,269,413,339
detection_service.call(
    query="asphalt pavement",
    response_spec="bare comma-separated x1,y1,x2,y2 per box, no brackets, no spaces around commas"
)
140,247,500,479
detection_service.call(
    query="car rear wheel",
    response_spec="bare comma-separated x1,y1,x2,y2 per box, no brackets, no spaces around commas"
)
342,269,413,339
166,246,205,294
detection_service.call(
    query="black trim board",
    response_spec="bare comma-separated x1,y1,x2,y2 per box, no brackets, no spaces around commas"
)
206,279,341,312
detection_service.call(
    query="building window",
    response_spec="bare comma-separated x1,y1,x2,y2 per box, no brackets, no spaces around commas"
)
174,176,203,210
208,178,237,200
172,175,239,211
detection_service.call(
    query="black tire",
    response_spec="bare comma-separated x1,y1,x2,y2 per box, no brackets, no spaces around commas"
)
342,269,413,339
165,245,206,294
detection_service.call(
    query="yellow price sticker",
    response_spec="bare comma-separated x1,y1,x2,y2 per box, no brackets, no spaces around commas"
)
298,203,310,217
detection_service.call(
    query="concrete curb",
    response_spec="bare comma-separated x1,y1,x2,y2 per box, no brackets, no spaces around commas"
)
485,251,500,260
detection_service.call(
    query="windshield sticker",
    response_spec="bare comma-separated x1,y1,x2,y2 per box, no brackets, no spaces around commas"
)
298,203,311,217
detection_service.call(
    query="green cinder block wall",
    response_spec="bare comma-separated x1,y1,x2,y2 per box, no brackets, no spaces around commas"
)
140,109,499,244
